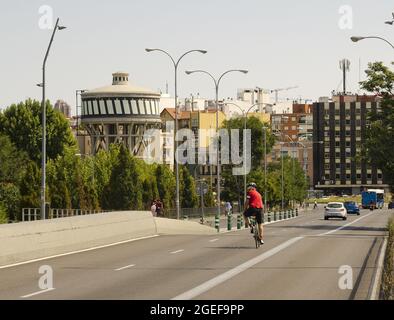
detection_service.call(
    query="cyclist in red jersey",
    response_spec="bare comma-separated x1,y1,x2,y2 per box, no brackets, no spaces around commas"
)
243,182,264,245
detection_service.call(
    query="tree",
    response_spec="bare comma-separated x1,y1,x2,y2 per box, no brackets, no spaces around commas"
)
222,116,275,169
19,161,41,210
0,183,21,221
0,202,7,224
0,134,28,184
156,164,176,210
180,166,198,208
0,99,76,164
360,62,394,190
204,179,215,207
102,145,143,210
221,116,276,207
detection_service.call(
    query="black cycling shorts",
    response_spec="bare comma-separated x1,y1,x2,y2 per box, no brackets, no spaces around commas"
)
244,207,263,224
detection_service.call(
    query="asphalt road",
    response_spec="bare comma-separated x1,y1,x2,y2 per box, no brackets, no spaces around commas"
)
0,207,391,300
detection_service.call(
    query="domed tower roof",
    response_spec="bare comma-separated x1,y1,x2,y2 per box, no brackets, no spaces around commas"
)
83,72,160,98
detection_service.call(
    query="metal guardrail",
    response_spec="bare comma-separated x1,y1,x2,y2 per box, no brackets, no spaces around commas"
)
21,208,107,222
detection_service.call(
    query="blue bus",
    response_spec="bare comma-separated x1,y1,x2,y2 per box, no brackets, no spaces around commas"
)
362,189,385,209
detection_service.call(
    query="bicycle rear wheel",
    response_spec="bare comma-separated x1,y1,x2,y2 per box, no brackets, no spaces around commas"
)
253,220,260,249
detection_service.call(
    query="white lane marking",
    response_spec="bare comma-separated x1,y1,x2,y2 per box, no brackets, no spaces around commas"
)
172,236,303,300
0,235,159,270
209,239,219,243
370,237,388,300
21,288,55,299
115,264,136,271
171,250,185,254
317,212,375,236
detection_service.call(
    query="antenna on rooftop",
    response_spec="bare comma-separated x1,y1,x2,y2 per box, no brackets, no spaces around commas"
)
339,58,351,95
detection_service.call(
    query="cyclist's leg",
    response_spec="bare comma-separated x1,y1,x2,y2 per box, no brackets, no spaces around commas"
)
255,209,264,240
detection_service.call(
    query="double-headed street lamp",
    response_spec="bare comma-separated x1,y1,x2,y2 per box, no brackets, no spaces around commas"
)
145,48,207,220
40,18,66,220
185,69,248,224
351,36,394,50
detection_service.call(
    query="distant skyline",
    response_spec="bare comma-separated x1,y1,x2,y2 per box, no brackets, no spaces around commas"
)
0,0,393,114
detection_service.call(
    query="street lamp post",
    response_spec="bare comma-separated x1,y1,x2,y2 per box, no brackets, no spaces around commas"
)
185,70,248,224
351,36,394,50
40,18,66,220
146,48,207,220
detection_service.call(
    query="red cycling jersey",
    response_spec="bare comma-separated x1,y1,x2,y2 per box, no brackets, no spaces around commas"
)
247,189,263,209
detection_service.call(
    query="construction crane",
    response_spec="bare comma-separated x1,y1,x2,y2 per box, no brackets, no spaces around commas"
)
271,86,299,104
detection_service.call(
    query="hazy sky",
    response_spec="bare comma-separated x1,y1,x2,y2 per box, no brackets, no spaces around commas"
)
0,0,393,114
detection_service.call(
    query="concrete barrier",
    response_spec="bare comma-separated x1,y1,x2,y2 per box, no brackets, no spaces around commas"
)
154,217,217,235
0,211,157,267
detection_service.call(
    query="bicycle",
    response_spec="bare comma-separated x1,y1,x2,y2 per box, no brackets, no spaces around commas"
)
250,217,261,249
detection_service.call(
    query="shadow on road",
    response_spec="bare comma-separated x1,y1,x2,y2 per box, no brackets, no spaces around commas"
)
278,224,387,232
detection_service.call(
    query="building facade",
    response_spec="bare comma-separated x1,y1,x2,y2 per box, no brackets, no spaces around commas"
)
313,98,389,195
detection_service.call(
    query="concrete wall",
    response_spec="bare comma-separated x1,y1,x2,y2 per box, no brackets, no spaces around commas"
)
0,211,157,267
0,212,218,267
155,218,217,235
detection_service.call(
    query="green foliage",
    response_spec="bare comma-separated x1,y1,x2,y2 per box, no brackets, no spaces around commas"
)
156,164,176,210
19,161,41,210
0,183,20,221
0,202,8,224
204,179,215,207
360,62,394,190
102,145,143,210
222,116,275,169
0,99,76,164
0,134,28,184
180,166,198,208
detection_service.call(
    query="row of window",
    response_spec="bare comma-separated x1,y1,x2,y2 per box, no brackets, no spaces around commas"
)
324,174,383,180
81,98,160,117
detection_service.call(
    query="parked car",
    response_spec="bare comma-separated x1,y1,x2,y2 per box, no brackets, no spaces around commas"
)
388,201,394,209
324,202,348,221
344,201,360,215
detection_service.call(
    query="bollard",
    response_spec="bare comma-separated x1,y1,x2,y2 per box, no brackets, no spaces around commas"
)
183,215,188,221
215,215,220,232
291,209,294,218
237,214,242,230
227,213,232,231
268,212,271,223
279,210,282,220
274,210,277,221
288,210,291,219
296,208,299,217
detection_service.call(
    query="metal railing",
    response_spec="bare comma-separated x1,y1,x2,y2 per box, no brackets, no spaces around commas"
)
21,208,107,222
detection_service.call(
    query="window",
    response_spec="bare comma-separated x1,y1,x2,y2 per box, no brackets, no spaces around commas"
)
138,100,145,114
325,153,330,159
88,101,93,115
130,100,138,114
82,101,87,116
346,174,351,180
123,100,131,114
335,152,340,158
99,100,106,115
335,141,340,147
145,100,152,115
345,131,351,137
346,119,351,125
92,100,99,115
106,100,114,114
114,99,123,114
346,141,351,147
